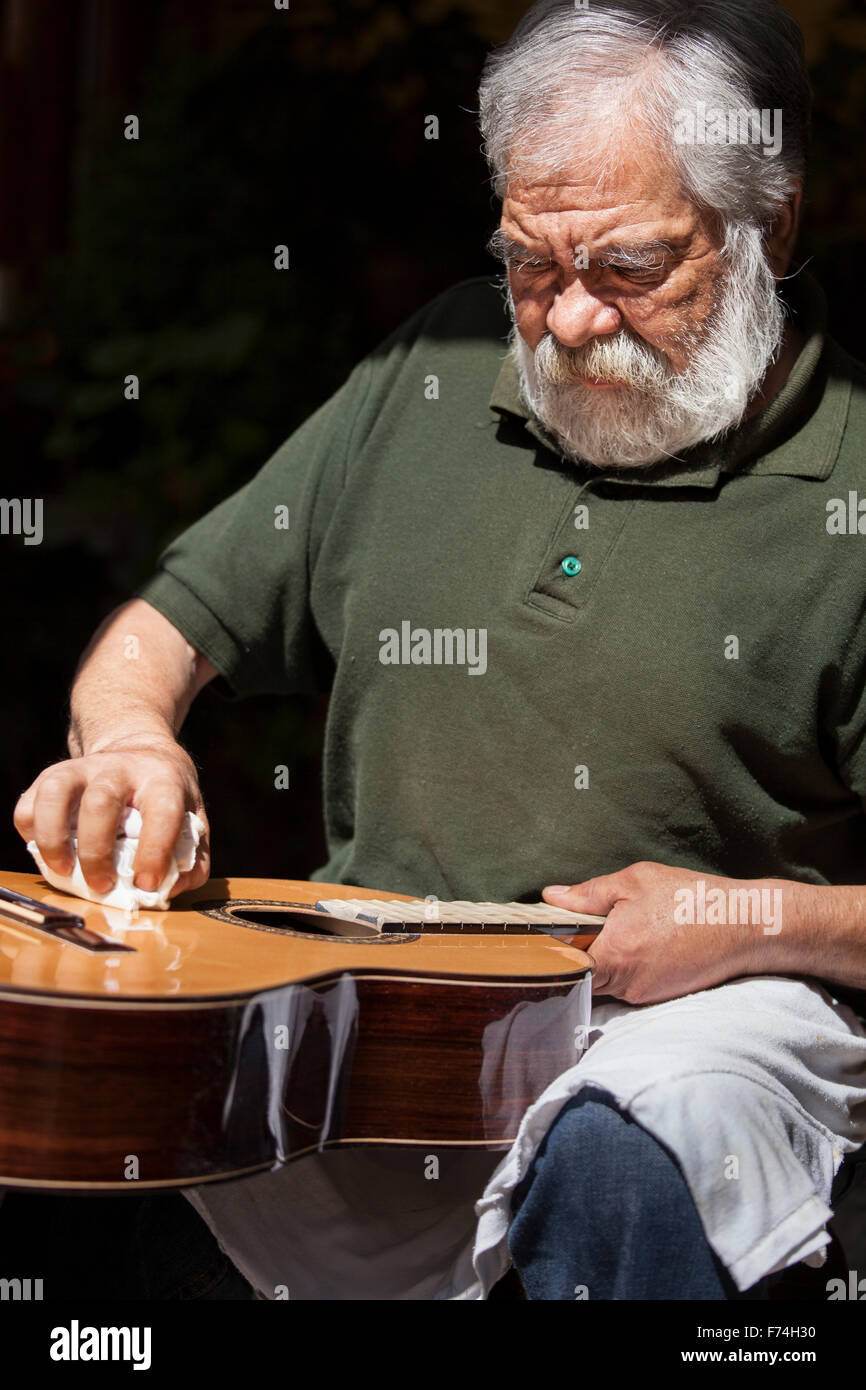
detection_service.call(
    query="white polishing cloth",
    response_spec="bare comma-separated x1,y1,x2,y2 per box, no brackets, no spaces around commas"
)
27,807,205,911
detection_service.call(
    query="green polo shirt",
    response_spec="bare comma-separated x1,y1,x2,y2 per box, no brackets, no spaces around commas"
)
136,271,866,901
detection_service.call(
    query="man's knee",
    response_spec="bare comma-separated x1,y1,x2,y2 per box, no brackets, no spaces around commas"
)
508,1084,732,1299
511,1085,687,1219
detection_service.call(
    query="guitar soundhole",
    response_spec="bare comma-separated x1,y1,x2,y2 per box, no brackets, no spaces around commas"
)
235,909,350,934
194,899,417,945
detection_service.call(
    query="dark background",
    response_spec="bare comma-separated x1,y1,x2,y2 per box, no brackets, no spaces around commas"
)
1,0,866,881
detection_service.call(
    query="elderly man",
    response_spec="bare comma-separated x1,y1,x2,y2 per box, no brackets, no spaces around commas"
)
15,0,866,1300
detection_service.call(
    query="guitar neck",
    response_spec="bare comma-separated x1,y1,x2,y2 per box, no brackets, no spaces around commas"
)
314,896,606,935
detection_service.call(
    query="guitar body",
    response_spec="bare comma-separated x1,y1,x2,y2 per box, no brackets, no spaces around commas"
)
0,873,593,1191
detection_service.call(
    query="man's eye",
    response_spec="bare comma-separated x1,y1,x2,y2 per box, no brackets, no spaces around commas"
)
514,258,553,274
604,263,666,282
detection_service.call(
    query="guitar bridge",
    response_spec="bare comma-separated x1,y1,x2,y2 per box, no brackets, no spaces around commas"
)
0,884,135,953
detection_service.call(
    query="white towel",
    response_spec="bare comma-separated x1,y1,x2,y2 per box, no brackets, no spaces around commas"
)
185,972,866,1299
467,974,866,1296
27,807,205,911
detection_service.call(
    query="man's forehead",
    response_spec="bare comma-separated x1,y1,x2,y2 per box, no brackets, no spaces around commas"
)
501,151,701,248
504,133,680,210
499,180,702,257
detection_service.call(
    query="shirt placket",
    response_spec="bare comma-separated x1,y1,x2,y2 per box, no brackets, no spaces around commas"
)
526,478,638,619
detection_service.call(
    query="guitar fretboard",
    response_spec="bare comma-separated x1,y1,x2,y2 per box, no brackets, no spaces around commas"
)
314,897,606,935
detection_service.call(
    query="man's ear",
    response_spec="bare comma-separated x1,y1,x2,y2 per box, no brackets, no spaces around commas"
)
765,182,803,279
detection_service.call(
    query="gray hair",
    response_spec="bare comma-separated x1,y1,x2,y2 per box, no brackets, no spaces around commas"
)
478,0,811,233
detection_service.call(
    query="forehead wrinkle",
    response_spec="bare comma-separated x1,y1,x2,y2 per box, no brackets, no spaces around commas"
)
505,189,696,235
499,214,697,265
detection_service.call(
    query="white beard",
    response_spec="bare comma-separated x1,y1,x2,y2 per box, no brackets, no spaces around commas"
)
508,224,786,469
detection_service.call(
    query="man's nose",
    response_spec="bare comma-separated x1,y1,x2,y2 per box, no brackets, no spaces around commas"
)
546,278,622,348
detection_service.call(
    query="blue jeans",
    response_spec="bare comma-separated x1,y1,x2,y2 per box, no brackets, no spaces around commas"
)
508,1086,779,1300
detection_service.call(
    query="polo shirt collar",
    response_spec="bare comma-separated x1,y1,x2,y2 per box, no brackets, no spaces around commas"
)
487,271,850,489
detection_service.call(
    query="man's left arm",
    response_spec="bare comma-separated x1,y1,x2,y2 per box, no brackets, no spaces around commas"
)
543,863,866,1004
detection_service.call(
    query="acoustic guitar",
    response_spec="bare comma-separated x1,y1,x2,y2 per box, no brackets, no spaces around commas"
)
0,872,596,1191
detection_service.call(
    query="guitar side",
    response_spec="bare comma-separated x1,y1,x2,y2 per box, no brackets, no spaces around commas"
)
0,873,593,1189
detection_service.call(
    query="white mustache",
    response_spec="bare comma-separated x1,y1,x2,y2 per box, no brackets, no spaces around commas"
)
534,330,673,391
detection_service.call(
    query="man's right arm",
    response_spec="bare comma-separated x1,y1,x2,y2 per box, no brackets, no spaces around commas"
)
14,598,218,897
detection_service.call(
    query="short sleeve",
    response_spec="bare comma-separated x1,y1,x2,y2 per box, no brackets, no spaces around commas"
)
134,356,374,698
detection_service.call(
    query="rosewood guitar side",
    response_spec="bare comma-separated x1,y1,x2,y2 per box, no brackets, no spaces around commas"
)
0,873,593,1190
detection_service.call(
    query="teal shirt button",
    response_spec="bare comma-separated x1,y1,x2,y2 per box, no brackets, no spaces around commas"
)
561,555,582,577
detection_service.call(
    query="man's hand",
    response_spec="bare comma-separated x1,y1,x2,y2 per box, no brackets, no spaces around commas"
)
543,861,784,1004
14,741,210,898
